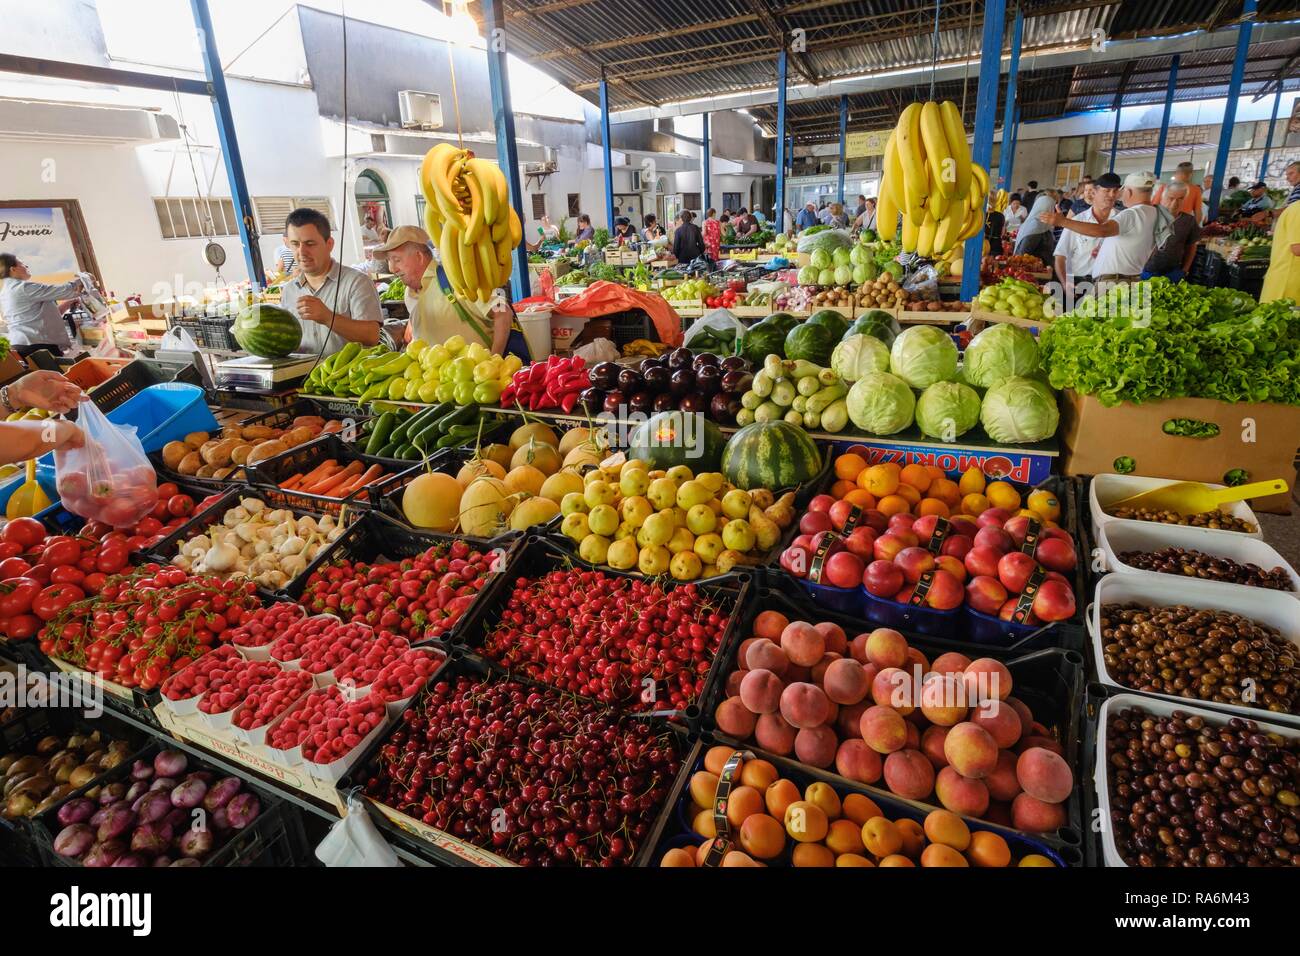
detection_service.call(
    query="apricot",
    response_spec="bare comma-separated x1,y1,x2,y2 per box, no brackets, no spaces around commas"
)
725,668,747,698
737,637,761,665
660,848,696,867
714,697,757,739
1019,853,1057,867
943,721,999,779
1005,696,1035,738
929,651,972,676
861,816,903,857
823,657,870,705
753,610,789,641
883,749,935,800
738,812,786,859
920,724,950,769
1016,747,1073,803
923,808,970,850
764,778,800,819
695,838,725,865
814,620,848,655
692,807,717,838
689,770,721,808
826,818,866,856
791,843,835,867
783,800,829,842
739,669,784,714
967,830,1012,868
878,854,915,867
739,758,779,791
835,738,883,784
895,818,926,858
841,793,884,826
804,781,842,820
755,712,797,755
780,620,826,667
963,657,1012,702
919,672,968,726
971,699,1023,748
935,765,990,817
985,749,1023,802
779,682,830,729
921,843,969,867
810,651,842,686
705,745,742,776
745,638,789,676
871,666,916,714
722,850,761,867
864,627,909,669
1011,792,1067,833
836,701,869,740
725,785,763,827
860,705,908,754
794,725,838,768
836,853,875,867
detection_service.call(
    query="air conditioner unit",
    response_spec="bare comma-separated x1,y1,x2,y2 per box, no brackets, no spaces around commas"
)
524,160,558,174
398,90,443,130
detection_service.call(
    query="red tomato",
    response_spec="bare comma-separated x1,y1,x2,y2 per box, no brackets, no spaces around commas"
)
81,572,107,595
0,577,42,617
0,542,23,561
38,538,81,567
167,495,195,518
0,557,32,579
149,499,172,522
32,583,85,620
95,540,130,574
156,482,179,500
4,614,40,640
2,517,46,549
50,565,86,586
126,535,148,552
134,517,164,536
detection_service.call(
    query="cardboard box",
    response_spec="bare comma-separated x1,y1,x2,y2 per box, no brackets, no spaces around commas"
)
1058,389,1298,514
0,352,26,386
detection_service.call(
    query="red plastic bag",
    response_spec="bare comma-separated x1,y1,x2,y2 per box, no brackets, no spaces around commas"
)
54,401,159,528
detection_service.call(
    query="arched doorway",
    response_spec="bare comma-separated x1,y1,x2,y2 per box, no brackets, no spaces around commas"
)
356,170,391,248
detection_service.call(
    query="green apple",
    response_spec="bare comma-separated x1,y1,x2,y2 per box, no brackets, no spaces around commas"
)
621,495,653,528
686,503,717,535
578,534,610,564
560,492,589,517
586,503,618,537
670,551,703,581
606,537,638,570
721,518,756,553
693,533,724,564
638,544,671,576
721,489,753,519
561,513,589,542
676,479,712,509
667,526,696,555
619,468,650,498
640,511,675,547
647,477,678,510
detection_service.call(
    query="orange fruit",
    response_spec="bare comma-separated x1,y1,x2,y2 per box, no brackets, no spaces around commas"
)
1027,489,1061,521
834,453,868,482
916,497,950,517
960,492,990,516
738,812,786,859
1019,854,1057,867
899,464,932,492
792,843,835,867
843,488,877,509
841,793,883,826
765,778,800,819
923,809,971,851
924,464,946,483
893,483,922,507
836,853,875,867
831,479,858,499
825,818,867,856
929,477,961,507
861,816,903,857
739,758,779,791
896,818,926,858
725,785,763,827
958,466,986,496
985,481,1021,511
804,782,842,821
783,800,829,842
877,494,911,517
921,843,969,867
967,830,1012,868
878,854,916,867
660,848,696,867
861,463,900,497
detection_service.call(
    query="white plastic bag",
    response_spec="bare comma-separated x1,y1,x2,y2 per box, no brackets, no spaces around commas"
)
682,309,746,354
160,325,201,352
572,337,620,365
54,401,159,528
315,791,402,866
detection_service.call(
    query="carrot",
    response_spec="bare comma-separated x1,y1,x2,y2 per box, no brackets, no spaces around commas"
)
281,473,304,491
297,458,339,487
335,464,384,497
295,462,341,491
307,460,363,495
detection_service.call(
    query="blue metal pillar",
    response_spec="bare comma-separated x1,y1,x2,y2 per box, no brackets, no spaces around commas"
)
599,71,615,233
837,95,848,205
1258,84,1282,181
1108,104,1122,174
1209,0,1255,220
701,112,711,214
188,0,263,287
482,0,529,300
997,4,1023,190
1005,105,1021,189
775,48,788,230
960,0,1006,302
1153,54,1179,179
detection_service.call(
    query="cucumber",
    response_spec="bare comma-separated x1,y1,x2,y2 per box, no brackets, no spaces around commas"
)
365,412,398,455
412,405,476,452
390,403,447,445
395,443,417,460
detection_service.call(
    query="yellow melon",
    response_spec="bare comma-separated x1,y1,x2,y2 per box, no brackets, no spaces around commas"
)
539,468,584,503
459,477,515,537
457,457,505,484
558,427,599,456
509,422,558,451
509,496,560,531
504,464,546,497
402,472,463,531
563,444,604,472
511,439,561,476
480,443,513,470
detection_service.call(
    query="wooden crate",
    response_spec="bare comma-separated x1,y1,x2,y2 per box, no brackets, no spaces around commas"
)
366,799,517,866
968,307,1053,332
896,309,971,325
603,249,638,267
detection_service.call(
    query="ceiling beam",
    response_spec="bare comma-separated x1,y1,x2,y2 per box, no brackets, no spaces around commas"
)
1253,48,1300,100
505,0,600,20
1203,0,1237,35
534,13,762,61
745,0,819,85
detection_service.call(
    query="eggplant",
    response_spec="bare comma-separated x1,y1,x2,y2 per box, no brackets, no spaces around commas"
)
641,364,671,393
666,347,694,370
691,352,720,371
668,368,695,397
628,391,654,415
678,393,706,413
694,365,722,397
616,367,643,392
577,387,606,413
720,355,749,374
637,356,664,372
588,361,620,390
710,392,741,424
720,370,753,395
602,390,626,414
652,393,677,413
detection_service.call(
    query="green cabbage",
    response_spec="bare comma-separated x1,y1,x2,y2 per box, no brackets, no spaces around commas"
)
798,266,819,285
846,371,916,435
831,334,890,383
915,381,982,441
832,247,852,267
980,376,1060,444
810,248,832,271
888,325,958,389
962,323,1040,388
834,264,853,286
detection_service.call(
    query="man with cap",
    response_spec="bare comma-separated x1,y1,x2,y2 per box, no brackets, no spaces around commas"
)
1239,181,1274,220
1141,181,1201,282
1153,162,1203,224
1053,172,1120,297
1040,172,1161,285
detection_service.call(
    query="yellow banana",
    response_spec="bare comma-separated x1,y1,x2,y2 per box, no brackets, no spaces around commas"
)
496,231,513,267
439,221,466,296
466,159,501,226
424,204,442,245
475,234,499,294
933,204,964,256
497,255,512,289
919,102,954,199
896,104,927,227
939,101,972,202
458,233,481,300
883,128,906,212
876,179,899,242
419,148,442,209
463,171,486,247
901,210,919,252
917,212,937,258
507,206,523,247
958,204,985,242
491,219,508,243
970,162,990,203
926,164,950,221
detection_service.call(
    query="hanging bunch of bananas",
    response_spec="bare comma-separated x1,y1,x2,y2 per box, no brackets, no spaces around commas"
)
420,143,524,302
877,101,990,260
991,188,1010,213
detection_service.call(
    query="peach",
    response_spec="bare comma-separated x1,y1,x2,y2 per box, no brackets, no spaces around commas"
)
1018,735,1064,757
714,697,757,738
848,632,871,663
1016,747,1073,803
834,738,883,784
921,725,950,769
1011,792,1067,833
965,574,1008,616
753,610,789,640
794,725,838,768
779,682,830,729
739,669,784,715
823,658,870,705
935,555,967,583
986,750,1022,802
935,765,990,817
744,638,789,676
904,720,920,750
963,545,1003,579
904,646,930,675
871,666,916,714
963,657,1012,702
813,620,848,655
883,749,935,800
860,705,908,754
929,651,973,676
864,627,909,669
1005,697,1035,739
725,668,747,697
738,638,761,665
940,534,972,561
836,701,868,740
780,621,825,667
895,546,936,584
919,672,968,726
754,712,797,755
971,699,1023,748
943,722,999,779
984,801,1013,828
824,699,840,725
924,569,966,611
810,652,842,686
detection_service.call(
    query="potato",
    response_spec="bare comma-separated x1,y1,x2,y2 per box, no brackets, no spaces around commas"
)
321,419,343,434
183,431,210,449
213,466,235,480
292,416,326,431
200,439,238,467
246,439,287,465
282,426,317,447
240,424,276,441
230,443,253,466
162,441,189,470
177,451,203,476
195,464,217,478
221,425,244,440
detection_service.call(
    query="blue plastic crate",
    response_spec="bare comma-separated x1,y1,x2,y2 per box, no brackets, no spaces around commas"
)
106,383,217,453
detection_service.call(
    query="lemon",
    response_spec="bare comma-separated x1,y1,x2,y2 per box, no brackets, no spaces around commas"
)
985,481,1021,512
957,466,986,496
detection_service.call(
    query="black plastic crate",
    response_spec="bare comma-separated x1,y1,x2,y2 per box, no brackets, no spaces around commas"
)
245,432,414,515
696,585,1088,856
199,314,239,351
88,358,202,414
338,650,698,867
238,397,371,434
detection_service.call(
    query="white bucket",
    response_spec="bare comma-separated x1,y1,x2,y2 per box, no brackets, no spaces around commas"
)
516,308,553,361
549,313,586,353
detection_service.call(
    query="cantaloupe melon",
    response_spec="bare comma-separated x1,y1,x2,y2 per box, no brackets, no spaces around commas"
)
402,472,462,531
457,457,506,484
481,443,513,470
509,496,560,531
509,422,558,451
539,469,584,503
510,439,560,476
459,476,515,537
504,464,545,497
558,426,597,456
563,444,604,471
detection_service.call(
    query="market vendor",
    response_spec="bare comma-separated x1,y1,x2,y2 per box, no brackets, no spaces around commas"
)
0,254,84,356
795,202,818,231
612,217,637,244
0,369,85,465
1141,181,1201,282
1283,161,1300,208
1011,195,1058,267
1260,197,1300,303
573,214,595,244
1238,181,1275,221
279,208,383,353
642,214,665,242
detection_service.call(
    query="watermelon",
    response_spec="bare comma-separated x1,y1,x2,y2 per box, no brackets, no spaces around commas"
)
741,319,788,365
783,321,835,366
233,303,302,357
627,411,724,472
722,420,824,491
806,308,849,341
844,309,901,347
763,311,799,337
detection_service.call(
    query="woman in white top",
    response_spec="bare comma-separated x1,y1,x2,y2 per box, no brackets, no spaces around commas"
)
1003,196,1027,233
0,254,81,356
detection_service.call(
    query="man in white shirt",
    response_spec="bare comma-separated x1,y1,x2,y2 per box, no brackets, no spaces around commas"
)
1040,172,1159,284
278,207,383,355
1052,172,1121,296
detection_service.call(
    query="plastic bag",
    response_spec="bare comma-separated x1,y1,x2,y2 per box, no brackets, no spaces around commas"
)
682,309,745,355
160,325,201,352
54,400,158,528
315,791,402,867
902,263,941,300
572,337,620,365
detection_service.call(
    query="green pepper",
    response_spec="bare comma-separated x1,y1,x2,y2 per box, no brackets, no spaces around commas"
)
473,381,502,405
435,382,456,403
453,381,476,406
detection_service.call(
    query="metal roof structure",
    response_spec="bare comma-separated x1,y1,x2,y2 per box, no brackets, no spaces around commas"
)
470,0,1300,141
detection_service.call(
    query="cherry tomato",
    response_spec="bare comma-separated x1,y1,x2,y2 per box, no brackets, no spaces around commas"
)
167,495,195,518
2,517,46,549
81,572,107,595
155,482,179,500
149,499,172,522
0,557,32,579
32,583,85,621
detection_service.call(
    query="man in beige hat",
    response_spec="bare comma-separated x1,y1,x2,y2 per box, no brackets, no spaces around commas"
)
1039,172,1161,284
374,224,435,338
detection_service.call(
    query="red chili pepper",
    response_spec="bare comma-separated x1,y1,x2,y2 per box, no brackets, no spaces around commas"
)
560,390,579,413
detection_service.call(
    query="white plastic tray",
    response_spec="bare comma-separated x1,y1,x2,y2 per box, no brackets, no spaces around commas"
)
1097,520,1300,596
1090,573,1300,726
1089,473,1262,543
1094,693,1300,867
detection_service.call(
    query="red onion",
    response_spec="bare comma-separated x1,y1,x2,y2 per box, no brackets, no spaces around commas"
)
152,855,172,867
130,759,154,781
210,805,230,831
202,776,242,812
136,790,172,824
97,782,128,805
178,828,213,859
149,777,177,792
169,777,207,809
125,780,149,802
153,750,187,778
169,857,200,867
83,839,126,868
130,821,173,856
57,798,95,827
96,805,136,842
54,823,94,858
112,853,147,867
226,792,261,830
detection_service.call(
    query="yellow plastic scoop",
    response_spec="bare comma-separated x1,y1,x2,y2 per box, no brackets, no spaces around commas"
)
6,460,51,520
1109,478,1289,517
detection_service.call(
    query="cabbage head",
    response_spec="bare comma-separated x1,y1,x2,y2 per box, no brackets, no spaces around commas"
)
963,323,1040,388
846,371,916,435
888,325,958,388
980,376,1060,444
831,334,890,383
915,381,982,441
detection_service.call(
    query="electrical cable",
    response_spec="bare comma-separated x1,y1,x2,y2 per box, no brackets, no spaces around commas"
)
929,0,942,102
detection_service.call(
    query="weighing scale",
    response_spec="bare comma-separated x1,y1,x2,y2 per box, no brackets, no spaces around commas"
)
214,354,321,390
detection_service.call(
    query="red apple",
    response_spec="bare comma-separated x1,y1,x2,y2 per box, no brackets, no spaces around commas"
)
1031,579,1076,622
977,507,1013,529
895,546,936,584
973,526,1013,554
1040,526,1073,544
823,551,865,589
998,597,1039,623
873,533,908,563
997,551,1038,593
780,545,810,578
863,559,905,598
888,513,917,535
861,509,889,533
935,555,966,583
940,534,972,560
808,494,835,514
843,526,877,561
829,499,857,532
1034,536,1077,573
964,545,1003,579
925,569,964,610
799,511,834,536
965,575,1008,615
